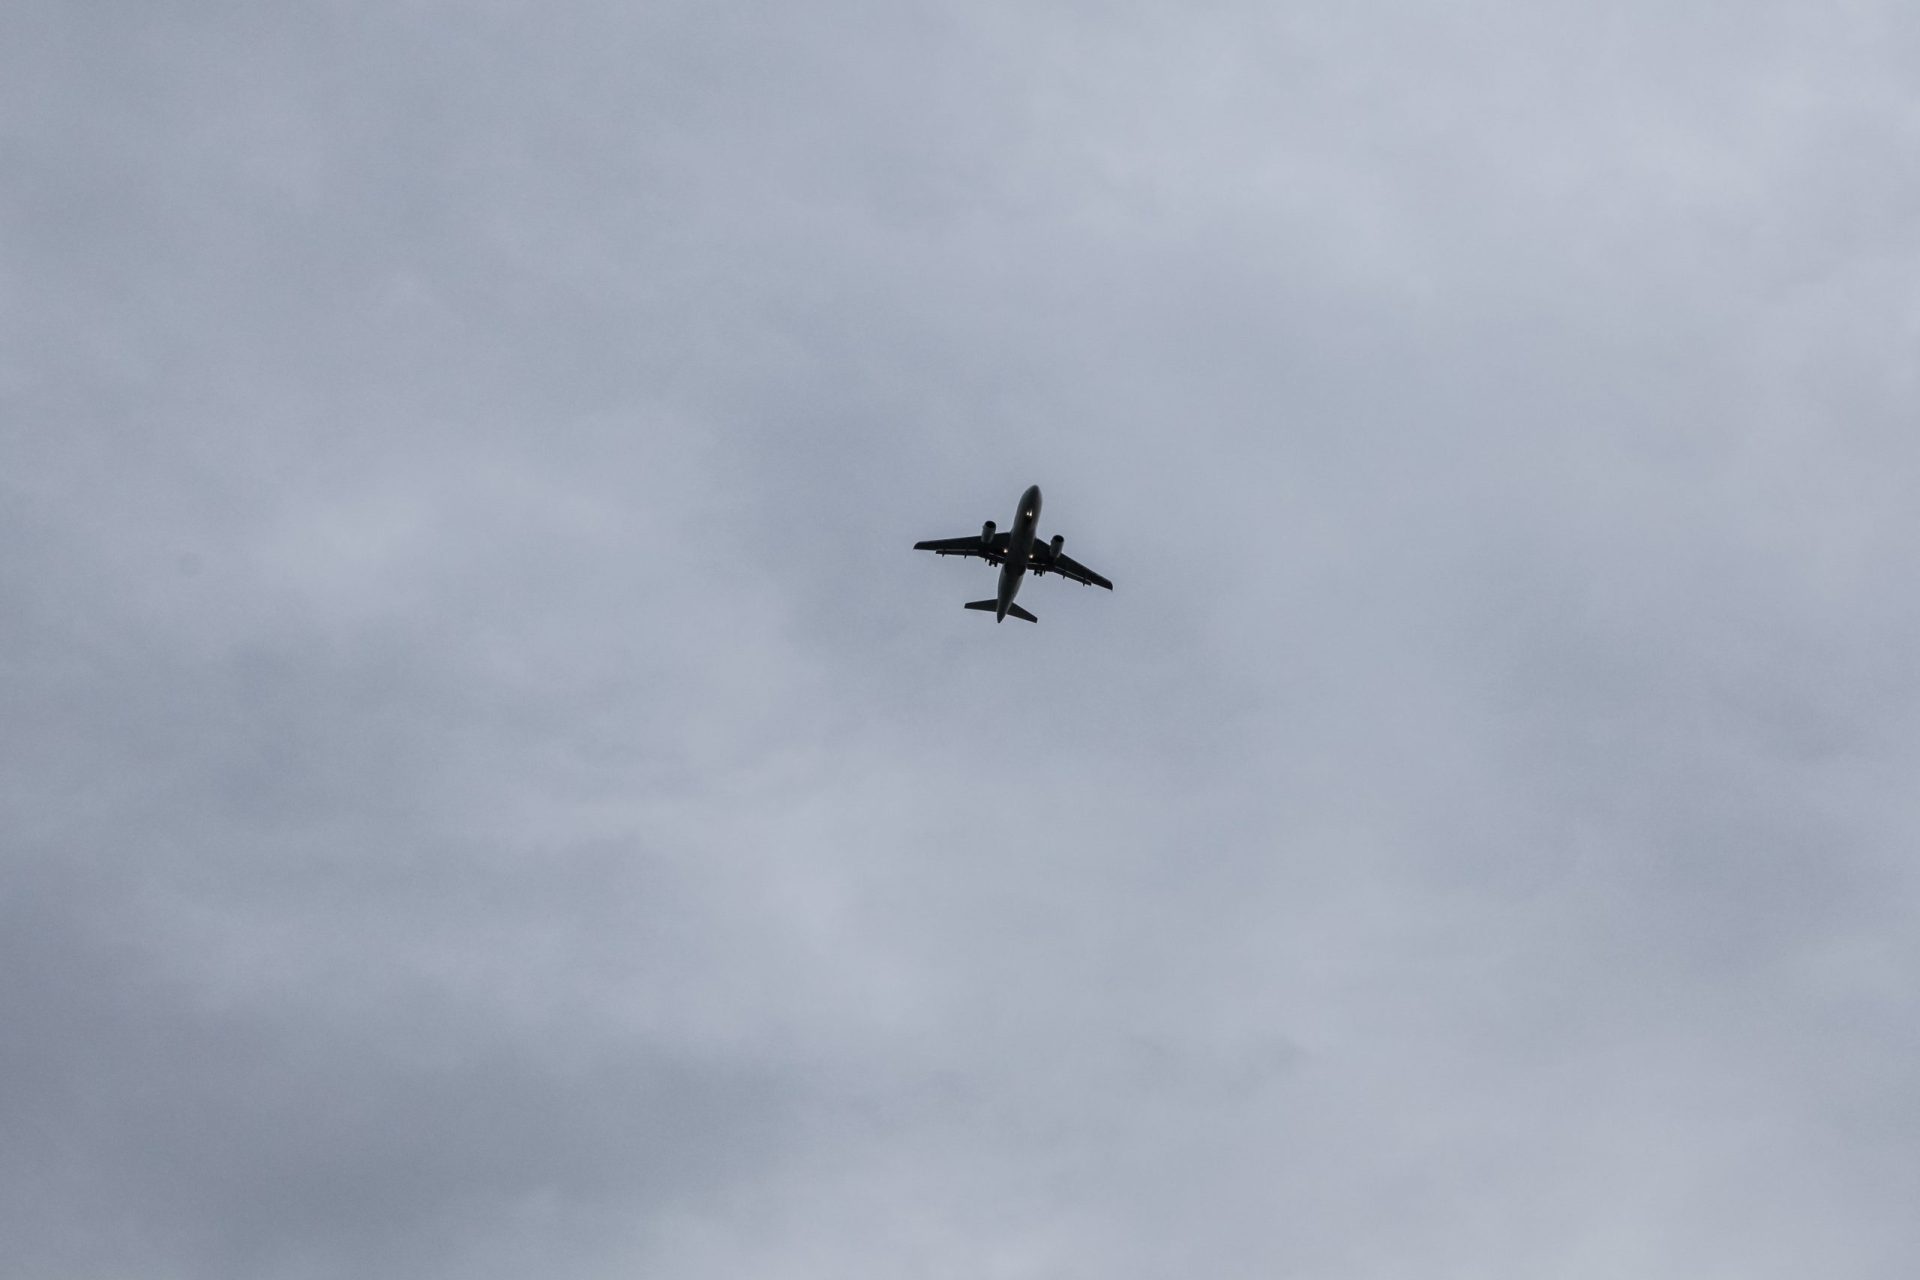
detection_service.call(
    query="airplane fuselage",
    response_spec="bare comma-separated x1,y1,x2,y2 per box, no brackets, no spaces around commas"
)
995,484,1042,621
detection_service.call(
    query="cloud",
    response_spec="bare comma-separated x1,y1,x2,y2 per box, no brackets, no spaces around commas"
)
4,0,1917,1276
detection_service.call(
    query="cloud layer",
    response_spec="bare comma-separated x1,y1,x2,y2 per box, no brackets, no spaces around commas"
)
5,1,1918,1276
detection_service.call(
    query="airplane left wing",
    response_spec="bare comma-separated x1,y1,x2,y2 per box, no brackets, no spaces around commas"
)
915,532,1010,564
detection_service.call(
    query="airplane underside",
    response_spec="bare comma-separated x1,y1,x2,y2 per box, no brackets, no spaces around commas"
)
914,484,1110,625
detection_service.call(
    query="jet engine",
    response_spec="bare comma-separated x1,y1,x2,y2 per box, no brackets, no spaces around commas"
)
1048,534,1064,560
981,520,997,545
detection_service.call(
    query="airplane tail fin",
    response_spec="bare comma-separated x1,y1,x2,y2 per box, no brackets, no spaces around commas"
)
964,599,1037,623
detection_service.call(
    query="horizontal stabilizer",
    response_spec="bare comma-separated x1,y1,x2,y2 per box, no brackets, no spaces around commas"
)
963,599,1037,623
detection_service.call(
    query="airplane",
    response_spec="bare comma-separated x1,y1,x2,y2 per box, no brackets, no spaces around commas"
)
914,484,1113,623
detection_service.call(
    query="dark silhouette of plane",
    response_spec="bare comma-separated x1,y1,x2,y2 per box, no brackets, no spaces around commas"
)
914,484,1113,623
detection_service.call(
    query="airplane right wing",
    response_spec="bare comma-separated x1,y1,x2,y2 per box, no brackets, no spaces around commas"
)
1044,550,1113,590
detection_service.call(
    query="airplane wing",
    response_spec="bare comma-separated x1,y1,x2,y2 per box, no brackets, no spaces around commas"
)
915,532,1011,564
1033,547,1113,590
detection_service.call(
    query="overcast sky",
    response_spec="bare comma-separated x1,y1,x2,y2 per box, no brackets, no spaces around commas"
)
5,1,1919,1276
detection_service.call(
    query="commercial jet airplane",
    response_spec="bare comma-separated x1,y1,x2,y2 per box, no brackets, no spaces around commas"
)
914,484,1113,623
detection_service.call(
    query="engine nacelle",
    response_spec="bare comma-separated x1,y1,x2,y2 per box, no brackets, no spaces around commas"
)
981,520,997,545
1048,534,1064,560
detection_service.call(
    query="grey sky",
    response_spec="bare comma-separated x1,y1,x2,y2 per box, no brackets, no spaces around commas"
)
4,1,1918,1276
